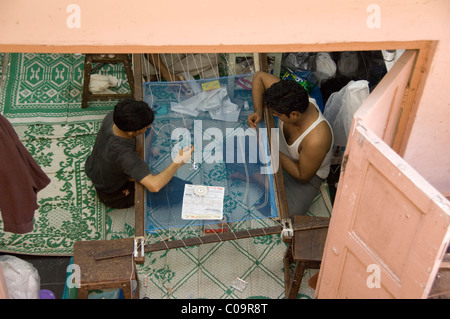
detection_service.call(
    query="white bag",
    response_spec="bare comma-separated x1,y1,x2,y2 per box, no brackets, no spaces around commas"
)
324,80,369,147
313,52,337,86
88,74,119,94
0,255,40,299
337,51,359,78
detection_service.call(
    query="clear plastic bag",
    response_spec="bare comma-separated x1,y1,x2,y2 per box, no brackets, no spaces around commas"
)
313,52,337,86
0,255,40,299
282,52,316,71
324,80,369,147
337,51,360,78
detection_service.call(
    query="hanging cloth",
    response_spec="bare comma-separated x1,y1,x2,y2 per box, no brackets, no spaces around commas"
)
0,114,50,234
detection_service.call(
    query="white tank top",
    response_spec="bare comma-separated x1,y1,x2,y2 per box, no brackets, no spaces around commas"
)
278,98,334,179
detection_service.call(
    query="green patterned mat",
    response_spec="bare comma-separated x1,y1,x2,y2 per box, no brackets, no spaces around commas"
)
104,203,328,299
0,122,106,255
0,53,130,125
105,184,331,299
138,226,319,299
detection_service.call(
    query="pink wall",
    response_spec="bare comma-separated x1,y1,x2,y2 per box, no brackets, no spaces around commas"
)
0,0,449,193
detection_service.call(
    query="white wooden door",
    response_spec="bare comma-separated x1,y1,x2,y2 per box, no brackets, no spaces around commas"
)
315,50,450,299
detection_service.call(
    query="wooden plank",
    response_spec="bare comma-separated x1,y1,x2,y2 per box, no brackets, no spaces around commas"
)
266,109,289,224
132,53,146,264
3,40,434,54
146,54,181,82
293,216,330,231
94,225,283,260
84,93,135,100
257,53,290,225
133,54,143,100
81,55,92,109
145,226,283,253
394,41,437,155
94,218,329,261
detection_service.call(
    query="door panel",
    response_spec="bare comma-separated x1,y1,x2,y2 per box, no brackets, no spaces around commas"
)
316,121,450,298
354,50,416,147
316,48,450,299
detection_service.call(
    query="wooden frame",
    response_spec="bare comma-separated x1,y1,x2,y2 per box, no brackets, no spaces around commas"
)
50,40,424,264
132,54,146,264
131,53,291,263
129,41,434,262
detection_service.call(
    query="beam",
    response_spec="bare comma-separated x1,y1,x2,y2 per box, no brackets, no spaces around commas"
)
94,225,283,261
133,53,146,264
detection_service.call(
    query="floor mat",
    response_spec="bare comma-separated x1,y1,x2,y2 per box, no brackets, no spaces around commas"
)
136,229,317,299
106,190,331,299
0,53,129,125
0,122,106,255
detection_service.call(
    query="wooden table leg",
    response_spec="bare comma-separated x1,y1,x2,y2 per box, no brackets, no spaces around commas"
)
283,243,294,297
78,286,89,299
81,55,92,109
287,262,306,299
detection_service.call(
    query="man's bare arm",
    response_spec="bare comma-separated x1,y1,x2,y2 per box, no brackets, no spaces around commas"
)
248,71,281,129
139,146,193,192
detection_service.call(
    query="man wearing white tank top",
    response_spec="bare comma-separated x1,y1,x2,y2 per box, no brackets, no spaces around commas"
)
248,71,334,217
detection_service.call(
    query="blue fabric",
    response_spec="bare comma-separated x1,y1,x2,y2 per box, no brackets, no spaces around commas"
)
143,74,279,232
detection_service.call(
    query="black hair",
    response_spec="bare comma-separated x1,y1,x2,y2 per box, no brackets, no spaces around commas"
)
263,79,309,116
113,98,154,132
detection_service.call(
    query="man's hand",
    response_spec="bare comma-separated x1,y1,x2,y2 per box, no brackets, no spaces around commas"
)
248,112,263,129
174,145,194,164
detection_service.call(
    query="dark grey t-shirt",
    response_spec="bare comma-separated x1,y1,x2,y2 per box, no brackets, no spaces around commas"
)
85,111,151,193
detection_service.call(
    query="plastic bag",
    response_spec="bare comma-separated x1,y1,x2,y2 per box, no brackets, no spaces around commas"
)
88,74,119,94
0,255,40,299
337,51,359,78
281,71,315,94
282,52,316,71
313,52,337,86
281,70,325,112
323,80,369,147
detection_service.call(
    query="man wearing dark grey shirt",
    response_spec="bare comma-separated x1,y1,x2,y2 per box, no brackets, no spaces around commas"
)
85,99,193,208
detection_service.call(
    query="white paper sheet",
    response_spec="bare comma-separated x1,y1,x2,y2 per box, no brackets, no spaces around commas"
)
181,185,225,220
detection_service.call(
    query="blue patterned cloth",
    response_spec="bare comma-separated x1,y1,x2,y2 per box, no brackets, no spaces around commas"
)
143,74,278,232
